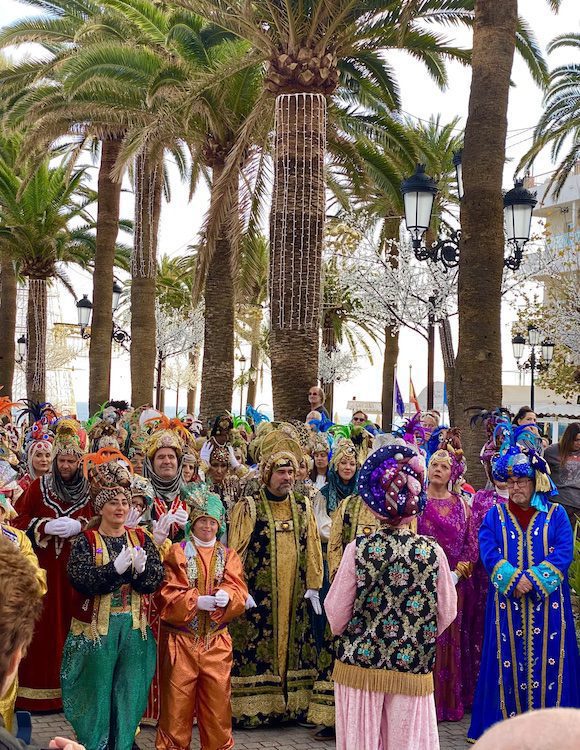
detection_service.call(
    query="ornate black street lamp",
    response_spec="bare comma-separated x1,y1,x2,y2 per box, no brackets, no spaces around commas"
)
512,324,554,410
401,161,537,271
76,285,131,348
16,335,27,363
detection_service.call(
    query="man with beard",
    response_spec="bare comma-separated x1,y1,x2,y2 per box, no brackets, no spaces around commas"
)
228,430,323,728
13,420,91,711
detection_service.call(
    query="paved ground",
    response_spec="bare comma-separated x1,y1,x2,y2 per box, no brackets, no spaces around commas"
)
31,712,472,749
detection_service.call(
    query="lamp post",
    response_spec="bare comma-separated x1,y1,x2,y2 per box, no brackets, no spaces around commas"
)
503,180,538,270
76,294,93,338
511,325,554,411
239,354,247,416
16,335,27,363
401,163,537,271
76,285,131,348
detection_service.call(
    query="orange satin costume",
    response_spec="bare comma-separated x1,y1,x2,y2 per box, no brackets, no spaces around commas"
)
155,539,247,750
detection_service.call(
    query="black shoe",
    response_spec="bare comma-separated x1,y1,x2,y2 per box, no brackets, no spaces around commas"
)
297,721,316,728
313,726,335,741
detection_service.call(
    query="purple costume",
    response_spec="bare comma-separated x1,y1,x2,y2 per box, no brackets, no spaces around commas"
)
460,488,508,709
417,493,478,721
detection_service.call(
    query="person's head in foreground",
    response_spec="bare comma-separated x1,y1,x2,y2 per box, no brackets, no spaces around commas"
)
0,536,44,698
357,441,427,525
473,708,580,749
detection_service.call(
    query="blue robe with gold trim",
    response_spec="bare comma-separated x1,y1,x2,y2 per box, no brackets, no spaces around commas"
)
468,502,580,742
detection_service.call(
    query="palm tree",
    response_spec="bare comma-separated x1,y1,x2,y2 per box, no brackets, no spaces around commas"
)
0,148,97,402
455,0,561,486
177,0,475,419
520,33,580,196
0,131,21,396
0,0,130,412
41,1,263,419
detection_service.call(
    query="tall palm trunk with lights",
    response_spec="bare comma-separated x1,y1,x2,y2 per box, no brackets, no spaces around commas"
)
455,0,518,486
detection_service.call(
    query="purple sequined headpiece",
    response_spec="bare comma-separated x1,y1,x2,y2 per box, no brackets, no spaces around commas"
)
357,443,426,525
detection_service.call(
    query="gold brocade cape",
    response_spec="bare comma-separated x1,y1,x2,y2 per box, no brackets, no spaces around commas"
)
228,489,323,727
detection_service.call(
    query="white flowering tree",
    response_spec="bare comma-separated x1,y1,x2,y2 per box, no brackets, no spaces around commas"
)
155,302,205,410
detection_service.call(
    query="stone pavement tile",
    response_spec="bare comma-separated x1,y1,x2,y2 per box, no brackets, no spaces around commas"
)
31,712,471,750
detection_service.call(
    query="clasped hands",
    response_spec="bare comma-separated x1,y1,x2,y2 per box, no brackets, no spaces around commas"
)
113,545,147,575
513,573,533,597
197,589,230,612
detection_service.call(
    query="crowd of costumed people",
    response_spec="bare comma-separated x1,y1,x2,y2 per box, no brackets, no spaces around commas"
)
0,392,578,750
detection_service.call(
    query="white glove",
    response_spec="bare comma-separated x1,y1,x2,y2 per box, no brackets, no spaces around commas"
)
197,595,217,612
451,571,460,586
199,441,213,463
304,589,322,615
172,507,189,529
45,518,81,538
227,445,240,469
113,545,133,575
245,594,257,610
215,589,230,608
124,507,143,529
152,513,172,546
133,546,147,575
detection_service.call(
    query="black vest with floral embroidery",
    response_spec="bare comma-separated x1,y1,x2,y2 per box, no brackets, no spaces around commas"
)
336,528,439,674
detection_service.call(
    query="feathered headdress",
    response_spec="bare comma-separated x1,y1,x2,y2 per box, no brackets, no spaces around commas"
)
144,415,189,459
82,448,132,512
245,405,270,426
492,423,556,511
0,397,21,420
52,419,85,458
307,412,334,433
468,407,512,477
392,413,427,450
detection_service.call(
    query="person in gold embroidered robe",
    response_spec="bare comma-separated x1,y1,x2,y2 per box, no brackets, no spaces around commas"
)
156,488,247,750
228,431,324,728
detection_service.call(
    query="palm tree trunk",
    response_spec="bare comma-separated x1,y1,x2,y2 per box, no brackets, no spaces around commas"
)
381,325,399,430
186,347,200,414
381,222,400,430
455,0,518,487
131,151,162,407
199,162,235,423
88,137,123,414
270,93,326,420
0,253,17,397
26,278,47,403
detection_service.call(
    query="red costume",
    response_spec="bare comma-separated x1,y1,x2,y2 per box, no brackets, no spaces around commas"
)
13,475,92,710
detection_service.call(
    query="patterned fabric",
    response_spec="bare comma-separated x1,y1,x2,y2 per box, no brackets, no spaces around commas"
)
229,490,318,727
468,502,580,742
337,528,438,675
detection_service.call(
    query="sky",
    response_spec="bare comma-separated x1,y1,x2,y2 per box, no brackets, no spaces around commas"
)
2,0,578,418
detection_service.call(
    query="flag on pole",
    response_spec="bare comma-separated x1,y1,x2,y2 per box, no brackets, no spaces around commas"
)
443,382,448,407
395,378,405,417
409,377,420,413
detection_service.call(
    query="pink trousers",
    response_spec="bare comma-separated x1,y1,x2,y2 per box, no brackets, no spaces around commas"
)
334,685,440,750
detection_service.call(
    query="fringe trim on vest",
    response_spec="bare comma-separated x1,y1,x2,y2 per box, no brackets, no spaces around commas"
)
332,660,434,696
